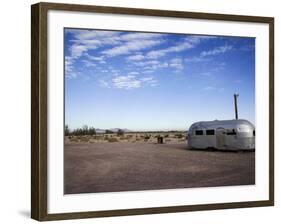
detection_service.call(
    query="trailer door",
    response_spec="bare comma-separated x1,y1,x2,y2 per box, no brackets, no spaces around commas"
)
216,127,226,149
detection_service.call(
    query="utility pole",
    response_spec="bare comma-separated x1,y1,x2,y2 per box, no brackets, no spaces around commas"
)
234,93,239,120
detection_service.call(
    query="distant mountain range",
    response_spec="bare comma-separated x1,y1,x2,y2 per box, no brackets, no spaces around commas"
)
95,128,132,134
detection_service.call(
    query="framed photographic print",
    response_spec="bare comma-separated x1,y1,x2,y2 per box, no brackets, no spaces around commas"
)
31,2,274,221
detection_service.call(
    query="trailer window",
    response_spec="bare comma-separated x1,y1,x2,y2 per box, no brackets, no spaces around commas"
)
253,130,255,136
226,129,237,135
195,130,203,135
206,129,215,135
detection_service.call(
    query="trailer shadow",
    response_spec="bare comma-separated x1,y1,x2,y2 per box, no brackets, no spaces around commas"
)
187,147,255,153
148,143,254,154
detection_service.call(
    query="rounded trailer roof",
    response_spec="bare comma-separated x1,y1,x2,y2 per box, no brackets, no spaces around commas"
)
188,119,255,131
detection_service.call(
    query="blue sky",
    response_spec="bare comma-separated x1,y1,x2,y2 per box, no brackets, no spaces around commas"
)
64,28,255,131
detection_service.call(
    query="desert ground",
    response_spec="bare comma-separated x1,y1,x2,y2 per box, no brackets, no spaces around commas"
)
64,133,255,194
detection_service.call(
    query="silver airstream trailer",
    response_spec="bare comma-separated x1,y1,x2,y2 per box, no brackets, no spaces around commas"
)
187,119,255,150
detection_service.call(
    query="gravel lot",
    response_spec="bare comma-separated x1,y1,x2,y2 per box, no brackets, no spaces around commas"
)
64,142,255,194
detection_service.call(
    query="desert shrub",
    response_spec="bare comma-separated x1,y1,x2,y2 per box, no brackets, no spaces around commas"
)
88,127,96,135
94,135,103,140
164,134,169,138
117,129,124,136
79,136,90,142
119,136,128,140
144,135,151,140
72,128,82,136
105,129,114,134
108,137,118,142
175,133,184,138
70,125,96,136
65,125,70,136
81,125,89,135
70,138,79,142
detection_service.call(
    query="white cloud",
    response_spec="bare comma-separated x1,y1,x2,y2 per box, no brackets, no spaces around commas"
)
65,56,91,80
121,33,164,41
65,56,76,79
188,35,217,44
127,54,145,61
66,72,78,79
85,54,106,64
110,69,120,76
146,50,166,59
65,30,218,81
69,30,122,47
70,44,88,58
146,35,215,59
99,80,110,88
166,41,194,53
133,60,169,72
134,57,183,73
144,63,169,71
141,76,158,86
82,60,96,68
66,30,122,60
66,29,166,59
142,76,158,86
68,29,164,42
68,29,121,40
134,60,160,67
102,39,163,57
109,75,158,90
184,44,231,66
112,75,142,89
200,45,233,57
143,69,154,74
128,71,140,75
185,56,211,63
65,56,73,69
147,41,193,59
169,58,184,71
141,76,154,82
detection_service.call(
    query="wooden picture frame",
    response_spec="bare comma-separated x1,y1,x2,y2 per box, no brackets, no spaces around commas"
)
31,2,274,221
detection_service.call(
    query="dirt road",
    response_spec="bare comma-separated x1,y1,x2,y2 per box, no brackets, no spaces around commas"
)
64,142,255,194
